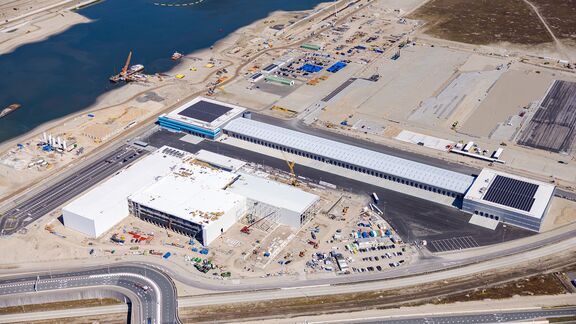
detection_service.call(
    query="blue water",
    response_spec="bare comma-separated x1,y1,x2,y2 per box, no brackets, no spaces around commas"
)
0,0,325,143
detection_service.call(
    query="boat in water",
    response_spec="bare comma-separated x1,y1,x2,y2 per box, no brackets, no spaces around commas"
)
0,103,21,119
171,52,183,60
129,64,145,73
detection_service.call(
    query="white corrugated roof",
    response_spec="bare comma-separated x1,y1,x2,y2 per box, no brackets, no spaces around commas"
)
129,164,245,225
228,172,319,214
224,118,474,194
63,146,193,222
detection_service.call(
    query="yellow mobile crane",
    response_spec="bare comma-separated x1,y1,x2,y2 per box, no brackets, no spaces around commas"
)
282,152,298,186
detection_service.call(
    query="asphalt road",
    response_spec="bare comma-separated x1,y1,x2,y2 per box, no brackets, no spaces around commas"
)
0,264,178,324
145,129,533,248
343,307,576,323
0,145,146,235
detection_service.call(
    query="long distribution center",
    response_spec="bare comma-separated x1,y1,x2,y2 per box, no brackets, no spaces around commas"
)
154,99,556,232
223,117,475,197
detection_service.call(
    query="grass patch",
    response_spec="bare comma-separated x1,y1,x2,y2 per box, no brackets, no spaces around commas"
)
530,0,576,41
0,298,121,315
549,315,576,323
432,273,566,304
408,0,552,45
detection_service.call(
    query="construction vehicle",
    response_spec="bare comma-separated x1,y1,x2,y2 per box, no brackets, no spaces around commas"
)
111,234,125,245
241,211,275,234
44,224,66,239
308,240,319,249
109,51,145,83
282,152,298,186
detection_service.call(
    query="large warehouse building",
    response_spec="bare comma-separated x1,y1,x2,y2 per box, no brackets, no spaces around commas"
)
223,118,475,197
62,146,319,245
158,97,245,139
228,172,319,229
128,161,247,245
221,117,555,232
462,169,555,232
62,147,188,237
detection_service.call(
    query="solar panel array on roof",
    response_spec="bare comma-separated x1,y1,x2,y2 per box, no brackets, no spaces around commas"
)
263,64,278,72
223,118,475,194
177,100,233,123
483,175,538,212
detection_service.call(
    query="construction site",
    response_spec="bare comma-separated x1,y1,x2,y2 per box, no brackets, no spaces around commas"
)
1,0,576,322
0,0,575,271
0,142,411,280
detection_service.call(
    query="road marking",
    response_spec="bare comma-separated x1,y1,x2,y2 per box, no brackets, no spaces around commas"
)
431,236,480,253
306,307,551,323
281,284,330,290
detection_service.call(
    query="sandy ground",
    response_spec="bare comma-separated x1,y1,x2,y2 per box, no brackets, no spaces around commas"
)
460,69,553,137
541,197,576,232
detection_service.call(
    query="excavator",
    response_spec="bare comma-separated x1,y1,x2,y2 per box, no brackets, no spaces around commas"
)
240,211,275,234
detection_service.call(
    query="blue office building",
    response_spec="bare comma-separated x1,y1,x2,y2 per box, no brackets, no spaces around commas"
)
157,97,245,139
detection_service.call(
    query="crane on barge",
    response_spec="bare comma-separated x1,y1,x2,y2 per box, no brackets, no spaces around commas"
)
109,51,145,83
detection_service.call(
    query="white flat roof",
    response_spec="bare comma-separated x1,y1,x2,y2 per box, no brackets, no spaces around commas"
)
224,118,474,194
464,168,555,219
63,146,193,222
129,162,245,226
228,172,319,214
163,97,245,130
195,150,246,172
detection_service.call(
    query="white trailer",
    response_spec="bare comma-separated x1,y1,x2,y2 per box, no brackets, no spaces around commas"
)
492,147,504,159
463,141,474,152
371,192,379,204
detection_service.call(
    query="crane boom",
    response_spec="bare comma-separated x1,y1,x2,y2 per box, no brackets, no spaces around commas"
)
121,51,132,75
241,211,275,234
282,152,298,186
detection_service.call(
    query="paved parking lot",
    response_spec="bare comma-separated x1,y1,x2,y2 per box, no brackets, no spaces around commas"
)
429,236,479,253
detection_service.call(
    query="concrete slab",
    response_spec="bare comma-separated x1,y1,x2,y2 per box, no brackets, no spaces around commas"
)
180,134,204,145
469,214,499,230
460,70,552,138
408,70,503,125
395,130,453,151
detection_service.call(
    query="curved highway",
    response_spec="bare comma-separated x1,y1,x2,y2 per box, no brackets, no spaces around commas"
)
0,264,179,324
0,227,573,324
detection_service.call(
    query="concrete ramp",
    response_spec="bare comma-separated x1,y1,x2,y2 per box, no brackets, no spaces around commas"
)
469,214,499,230
180,134,204,144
